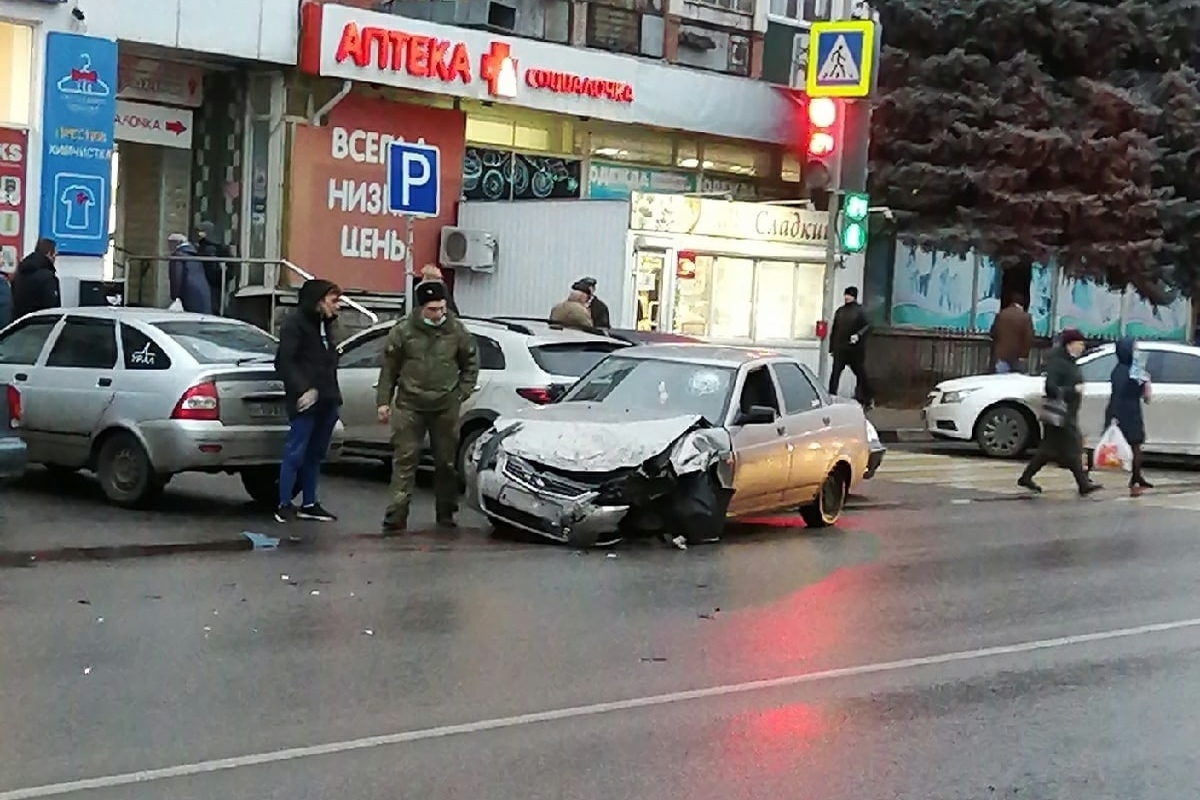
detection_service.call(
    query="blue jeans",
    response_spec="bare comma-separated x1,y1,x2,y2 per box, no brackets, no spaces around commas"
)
278,400,339,507
995,360,1013,374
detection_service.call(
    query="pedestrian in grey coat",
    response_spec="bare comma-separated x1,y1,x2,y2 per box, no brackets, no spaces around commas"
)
167,233,212,314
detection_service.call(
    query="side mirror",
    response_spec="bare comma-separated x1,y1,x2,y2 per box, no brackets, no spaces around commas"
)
546,383,569,402
736,404,777,425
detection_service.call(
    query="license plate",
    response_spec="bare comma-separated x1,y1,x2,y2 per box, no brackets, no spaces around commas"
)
247,402,284,418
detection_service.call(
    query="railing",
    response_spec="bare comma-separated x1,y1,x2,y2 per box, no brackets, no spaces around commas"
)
115,255,379,332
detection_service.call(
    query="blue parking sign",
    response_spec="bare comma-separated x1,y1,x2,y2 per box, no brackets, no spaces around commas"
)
387,142,441,218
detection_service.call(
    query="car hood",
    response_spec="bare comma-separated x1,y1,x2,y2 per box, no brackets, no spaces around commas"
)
936,373,1043,394
492,402,709,472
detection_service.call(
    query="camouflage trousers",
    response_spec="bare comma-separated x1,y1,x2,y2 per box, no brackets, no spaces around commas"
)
384,403,460,525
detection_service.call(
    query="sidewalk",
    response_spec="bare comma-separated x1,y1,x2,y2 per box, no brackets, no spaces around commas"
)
867,406,931,443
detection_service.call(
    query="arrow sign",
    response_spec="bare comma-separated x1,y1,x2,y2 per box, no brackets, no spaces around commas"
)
113,99,193,149
165,119,186,135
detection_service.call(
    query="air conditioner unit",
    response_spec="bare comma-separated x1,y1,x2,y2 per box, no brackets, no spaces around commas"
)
440,227,498,273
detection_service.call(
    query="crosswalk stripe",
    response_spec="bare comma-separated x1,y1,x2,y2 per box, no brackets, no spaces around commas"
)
876,451,1194,499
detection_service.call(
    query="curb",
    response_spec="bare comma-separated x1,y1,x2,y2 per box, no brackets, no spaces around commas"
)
876,427,933,444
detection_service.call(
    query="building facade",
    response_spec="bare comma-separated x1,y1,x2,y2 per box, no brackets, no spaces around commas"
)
0,0,297,305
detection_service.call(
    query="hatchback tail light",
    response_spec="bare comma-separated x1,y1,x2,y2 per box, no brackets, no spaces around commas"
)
171,382,219,421
5,384,20,429
516,387,554,405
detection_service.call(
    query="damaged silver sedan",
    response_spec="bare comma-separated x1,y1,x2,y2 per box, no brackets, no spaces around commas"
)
464,344,873,547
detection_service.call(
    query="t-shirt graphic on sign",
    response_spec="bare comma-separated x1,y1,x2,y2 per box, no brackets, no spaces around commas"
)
60,184,97,231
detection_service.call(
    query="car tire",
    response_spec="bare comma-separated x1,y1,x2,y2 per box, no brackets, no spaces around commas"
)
800,467,849,529
241,466,299,508
96,432,164,508
975,404,1031,458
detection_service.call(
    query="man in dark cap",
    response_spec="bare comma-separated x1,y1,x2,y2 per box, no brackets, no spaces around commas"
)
376,279,479,533
828,286,871,405
572,277,610,328
1018,328,1101,496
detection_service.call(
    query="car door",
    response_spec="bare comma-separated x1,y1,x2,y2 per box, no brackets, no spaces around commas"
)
336,329,390,454
29,316,119,466
1142,349,1200,453
769,360,829,503
726,364,789,516
0,314,63,460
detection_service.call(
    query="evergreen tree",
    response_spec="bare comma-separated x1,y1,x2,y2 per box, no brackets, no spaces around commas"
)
869,0,1200,297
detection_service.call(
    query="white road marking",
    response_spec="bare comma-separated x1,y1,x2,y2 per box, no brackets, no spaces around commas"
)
5,616,1200,798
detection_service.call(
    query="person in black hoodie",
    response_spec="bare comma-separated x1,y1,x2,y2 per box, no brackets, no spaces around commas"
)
12,238,60,319
828,286,871,405
274,278,343,524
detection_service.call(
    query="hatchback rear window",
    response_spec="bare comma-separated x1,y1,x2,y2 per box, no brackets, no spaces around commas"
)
529,343,625,377
152,321,277,364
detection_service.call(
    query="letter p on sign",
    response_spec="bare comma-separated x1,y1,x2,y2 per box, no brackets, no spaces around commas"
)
386,141,441,218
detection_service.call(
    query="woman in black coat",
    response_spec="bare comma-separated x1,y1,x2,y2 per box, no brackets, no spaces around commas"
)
1105,337,1153,494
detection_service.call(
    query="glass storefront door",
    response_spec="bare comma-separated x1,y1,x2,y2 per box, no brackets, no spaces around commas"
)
634,250,667,331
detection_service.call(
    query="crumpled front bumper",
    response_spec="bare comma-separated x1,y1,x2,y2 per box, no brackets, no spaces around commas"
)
864,442,886,479
471,465,629,547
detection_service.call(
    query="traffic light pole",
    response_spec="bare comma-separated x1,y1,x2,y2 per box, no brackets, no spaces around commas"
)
817,108,847,388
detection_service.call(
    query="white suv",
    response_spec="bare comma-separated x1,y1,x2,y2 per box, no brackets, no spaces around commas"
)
336,316,630,473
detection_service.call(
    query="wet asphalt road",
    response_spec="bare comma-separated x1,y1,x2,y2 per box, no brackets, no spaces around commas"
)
4,454,1200,797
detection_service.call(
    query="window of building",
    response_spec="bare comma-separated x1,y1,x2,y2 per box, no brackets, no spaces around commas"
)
670,258,826,342
587,130,675,167
701,142,771,177
769,0,827,22
0,21,33,125
782,153,801,183
465,117,516,148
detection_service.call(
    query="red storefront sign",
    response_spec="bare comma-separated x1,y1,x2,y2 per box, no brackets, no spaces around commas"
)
319,16,633,104
285,94,465,293
0,127,27,274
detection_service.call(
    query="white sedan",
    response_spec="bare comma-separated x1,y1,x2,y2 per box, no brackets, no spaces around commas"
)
923,340,1200,458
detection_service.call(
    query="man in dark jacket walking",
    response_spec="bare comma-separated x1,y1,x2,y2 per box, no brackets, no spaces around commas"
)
274,278,344,523
1018,328,1101,496
990,296,1035,373
572,277,611,328
167,233,212,314
196,221,234,315
376,280,479,533
11,238,60,319
828,286,871,405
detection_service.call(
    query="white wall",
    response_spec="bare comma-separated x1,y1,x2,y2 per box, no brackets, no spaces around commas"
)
454,199,630,322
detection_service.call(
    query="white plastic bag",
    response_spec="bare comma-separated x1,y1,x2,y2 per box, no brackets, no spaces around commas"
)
1095,422,1133,471
167,298,184,312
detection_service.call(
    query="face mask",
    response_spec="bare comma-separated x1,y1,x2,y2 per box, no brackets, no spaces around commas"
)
423,315,446,327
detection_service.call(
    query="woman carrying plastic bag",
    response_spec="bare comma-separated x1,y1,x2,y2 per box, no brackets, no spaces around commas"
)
1101,337,1153,495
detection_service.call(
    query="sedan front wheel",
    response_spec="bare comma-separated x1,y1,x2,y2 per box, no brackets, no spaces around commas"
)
975,404,1032,458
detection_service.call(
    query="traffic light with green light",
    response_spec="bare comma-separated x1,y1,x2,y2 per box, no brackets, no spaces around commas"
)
840,191,869,253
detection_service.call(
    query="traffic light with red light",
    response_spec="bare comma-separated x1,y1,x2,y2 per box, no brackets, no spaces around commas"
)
804,97,841,192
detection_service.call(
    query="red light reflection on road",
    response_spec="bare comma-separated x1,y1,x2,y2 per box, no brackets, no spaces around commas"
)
721,703,828,773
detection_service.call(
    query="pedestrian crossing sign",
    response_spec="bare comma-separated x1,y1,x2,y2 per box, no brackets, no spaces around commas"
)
806,19,876,98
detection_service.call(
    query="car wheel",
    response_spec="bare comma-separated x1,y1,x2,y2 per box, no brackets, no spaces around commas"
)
240,466,299,508
976,404,1030,458
800,467,848,529
96,432,163,508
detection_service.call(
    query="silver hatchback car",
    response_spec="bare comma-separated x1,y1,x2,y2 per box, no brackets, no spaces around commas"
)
0,307,343,507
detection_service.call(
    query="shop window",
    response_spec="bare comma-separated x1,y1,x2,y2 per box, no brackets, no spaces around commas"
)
589,131,674,166
782,153,801,183
701,142,771,177
462,146,582,201
754,261,797,340
709,258,754,339
675,142,700,170
672,254,713,336
0,22,33,125
791,262,825,339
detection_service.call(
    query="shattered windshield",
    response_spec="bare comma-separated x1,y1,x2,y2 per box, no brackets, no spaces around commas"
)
563,356,734,423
